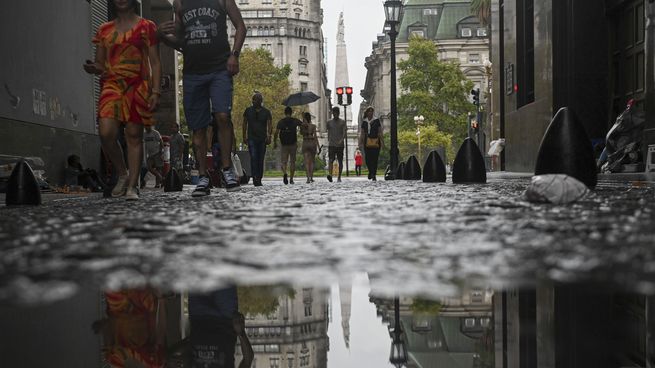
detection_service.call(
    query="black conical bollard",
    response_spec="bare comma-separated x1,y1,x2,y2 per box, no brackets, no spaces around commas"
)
395,162,406,180
535,107,597,188
5,160,42,205
452,138,487,184
384,165,393,181
404,156,422,180
423,151,447,183
164,168,183,192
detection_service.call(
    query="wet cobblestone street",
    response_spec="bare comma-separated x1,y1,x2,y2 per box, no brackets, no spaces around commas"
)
1,176,655,303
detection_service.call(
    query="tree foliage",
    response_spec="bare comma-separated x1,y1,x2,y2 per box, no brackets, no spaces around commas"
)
398,125,453,164
237,285,296,317
232,48,292,143
397,36,474,148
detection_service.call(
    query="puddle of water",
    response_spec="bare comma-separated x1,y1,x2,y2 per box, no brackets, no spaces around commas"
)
0,273,652,368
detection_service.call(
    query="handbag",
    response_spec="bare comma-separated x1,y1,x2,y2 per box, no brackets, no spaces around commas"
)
365,137,380,149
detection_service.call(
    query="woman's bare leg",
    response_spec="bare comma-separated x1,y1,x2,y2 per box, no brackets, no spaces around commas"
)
304,152,311,180
98,118,128,177
124,122,144,189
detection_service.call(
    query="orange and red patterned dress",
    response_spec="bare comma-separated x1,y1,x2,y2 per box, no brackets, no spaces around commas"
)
93,18,158,126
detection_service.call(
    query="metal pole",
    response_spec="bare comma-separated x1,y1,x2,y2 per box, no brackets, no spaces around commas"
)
417,127,421,163
344,106,349,177
390,29,399,178
394,297,400,335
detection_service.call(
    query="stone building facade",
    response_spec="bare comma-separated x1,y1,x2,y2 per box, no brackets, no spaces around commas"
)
228,0,331,133
242,287,329,368
361,0,490,135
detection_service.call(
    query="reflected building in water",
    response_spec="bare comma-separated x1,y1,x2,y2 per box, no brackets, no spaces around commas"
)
241,287,329,368
494,285,655,368
371,288,494,368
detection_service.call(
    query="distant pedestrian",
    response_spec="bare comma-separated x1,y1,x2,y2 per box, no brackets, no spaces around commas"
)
158,0,246,196
354,149,363,176
326,106,347,183
242,92,272,187
169,122,186,172
83,0,161,200
300,112,320,183
274,106,302,185
360,107,384,181
143,125,164,188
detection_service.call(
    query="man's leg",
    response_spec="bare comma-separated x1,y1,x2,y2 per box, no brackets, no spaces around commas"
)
214,112,233,170
289,146,297,181
327,147,334,182
337,149,344,180
247,139,258,184
193,127,209,176
281,147,288,176
258,141,267,181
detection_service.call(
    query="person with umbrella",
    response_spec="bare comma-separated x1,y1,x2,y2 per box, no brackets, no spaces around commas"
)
300,112,320,183
274,106,302,185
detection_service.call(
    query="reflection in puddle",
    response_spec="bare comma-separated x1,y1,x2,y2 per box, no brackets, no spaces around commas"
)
0,276,653,367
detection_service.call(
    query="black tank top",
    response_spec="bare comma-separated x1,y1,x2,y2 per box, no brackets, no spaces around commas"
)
180,0,230,74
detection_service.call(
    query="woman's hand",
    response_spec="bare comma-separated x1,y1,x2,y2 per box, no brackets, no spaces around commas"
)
148,93,160,112
83,60,104,75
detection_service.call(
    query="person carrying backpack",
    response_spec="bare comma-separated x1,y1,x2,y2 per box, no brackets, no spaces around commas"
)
274,106,302,185
359,106,384,181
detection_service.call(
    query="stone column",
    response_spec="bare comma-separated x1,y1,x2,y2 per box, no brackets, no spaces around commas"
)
644,0,655,165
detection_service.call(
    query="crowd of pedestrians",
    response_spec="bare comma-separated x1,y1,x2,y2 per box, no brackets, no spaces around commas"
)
84,0,384,201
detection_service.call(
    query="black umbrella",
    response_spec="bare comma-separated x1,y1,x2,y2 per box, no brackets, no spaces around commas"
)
282,92,320,106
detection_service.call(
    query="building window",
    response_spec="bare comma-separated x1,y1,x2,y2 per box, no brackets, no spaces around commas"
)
461,28,472,37
242,10,256,18
270,357,280,368
262,0,272,3
304,304,312,315
465,318,476,328
259,10,273,18
239,0,248,3
299,45,307,56
516,0,535,106
477,28,488,37
293,0,302,4
423,8,438,15
468,53,480,64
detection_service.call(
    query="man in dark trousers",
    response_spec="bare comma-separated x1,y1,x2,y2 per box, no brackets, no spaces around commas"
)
242,92,272,187
274,106,302,185
158,0,246,196
326,106,347,182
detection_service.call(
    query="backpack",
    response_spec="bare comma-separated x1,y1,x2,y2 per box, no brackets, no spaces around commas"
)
279,119,298,146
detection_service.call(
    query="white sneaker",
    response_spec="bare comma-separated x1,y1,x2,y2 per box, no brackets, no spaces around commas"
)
125,187,139,201
112,175,129,197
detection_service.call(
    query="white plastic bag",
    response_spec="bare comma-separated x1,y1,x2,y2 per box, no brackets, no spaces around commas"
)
231,153,243,180
523,174,590,204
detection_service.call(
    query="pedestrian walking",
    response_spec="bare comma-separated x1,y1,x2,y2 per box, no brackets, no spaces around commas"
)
274,106,302,185
354,148,363,176
359,107,384,181
300,112,320,183
143,125,164,188
326,106,347,183
242,92,272,187
83,0,161,201
169,122,186,172
158,0,246,196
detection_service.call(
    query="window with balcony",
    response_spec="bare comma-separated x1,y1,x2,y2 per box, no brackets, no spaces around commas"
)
461,28,472,37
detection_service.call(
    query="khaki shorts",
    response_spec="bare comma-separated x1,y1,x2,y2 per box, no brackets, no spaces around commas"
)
280,144,297,163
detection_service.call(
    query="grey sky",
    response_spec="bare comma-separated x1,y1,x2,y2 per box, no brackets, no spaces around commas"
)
322,0,387,118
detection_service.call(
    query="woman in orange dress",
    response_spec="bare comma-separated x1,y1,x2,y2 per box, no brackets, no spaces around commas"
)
84,0,161,201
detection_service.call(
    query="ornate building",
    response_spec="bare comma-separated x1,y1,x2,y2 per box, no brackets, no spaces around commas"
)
242,287,330,368
361,0,489,133
228,0,331,132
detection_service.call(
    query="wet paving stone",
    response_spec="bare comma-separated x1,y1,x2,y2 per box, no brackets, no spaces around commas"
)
1,177,655,302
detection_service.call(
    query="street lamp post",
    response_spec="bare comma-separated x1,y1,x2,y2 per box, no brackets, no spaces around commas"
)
389,297,408,368
413,115,424,163
384,0,404,179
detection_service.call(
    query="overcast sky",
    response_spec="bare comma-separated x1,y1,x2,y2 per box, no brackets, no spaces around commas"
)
321,0,387,116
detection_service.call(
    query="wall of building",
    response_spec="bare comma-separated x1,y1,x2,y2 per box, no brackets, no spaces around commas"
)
0,1,99,184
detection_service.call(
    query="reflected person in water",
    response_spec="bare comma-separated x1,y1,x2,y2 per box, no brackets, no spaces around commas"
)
93,288,168,368
169,287,253,368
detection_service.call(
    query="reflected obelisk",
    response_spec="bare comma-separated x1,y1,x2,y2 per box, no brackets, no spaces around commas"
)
339,282,352,348
334,12,357,171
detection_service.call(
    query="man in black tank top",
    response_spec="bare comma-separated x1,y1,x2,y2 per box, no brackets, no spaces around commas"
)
159,0,246,196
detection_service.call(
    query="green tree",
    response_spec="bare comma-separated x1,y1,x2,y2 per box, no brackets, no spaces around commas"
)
397,36,474,148
471,0,491,26
232,48,292,144
398,125,453,164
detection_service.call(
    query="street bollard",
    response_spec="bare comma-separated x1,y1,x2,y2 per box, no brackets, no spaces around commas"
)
534,107,597,189
5,160,42,206
452,138,487,184
164,168,183,192
404,156,422,180
395,162,406,180
423,151,447,183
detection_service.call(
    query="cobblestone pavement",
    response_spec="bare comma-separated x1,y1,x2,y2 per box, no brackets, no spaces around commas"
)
1,175,655,303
